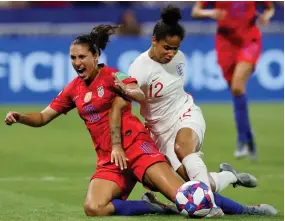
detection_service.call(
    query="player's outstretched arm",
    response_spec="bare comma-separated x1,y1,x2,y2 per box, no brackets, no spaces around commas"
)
192,2,226,20
109,96,129,170
4,105,61,127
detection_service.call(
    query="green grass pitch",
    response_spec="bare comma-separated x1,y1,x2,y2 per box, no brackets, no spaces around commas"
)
0,103,283,221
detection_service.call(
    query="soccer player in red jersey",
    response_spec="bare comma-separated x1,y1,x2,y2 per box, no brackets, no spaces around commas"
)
4,24,186,216
192,1,275,159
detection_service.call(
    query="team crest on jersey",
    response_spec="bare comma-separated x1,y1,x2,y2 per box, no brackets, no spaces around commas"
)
84,92,92,103
97,85,104,98
176,63,185,76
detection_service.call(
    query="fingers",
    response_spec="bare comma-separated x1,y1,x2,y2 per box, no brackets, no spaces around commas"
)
112,72,119,80
111,151,128,170
118,155,124,170
5,112,18,125
122,156,129,170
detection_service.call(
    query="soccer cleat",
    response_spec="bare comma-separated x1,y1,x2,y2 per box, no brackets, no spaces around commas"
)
243,204,278,215
234,143,249,159
219,163,258,188
205,206,224,217
141,192,179,214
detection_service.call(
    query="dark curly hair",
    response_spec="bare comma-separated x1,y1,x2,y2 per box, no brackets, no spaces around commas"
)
72,25,119,55
153,4,185,41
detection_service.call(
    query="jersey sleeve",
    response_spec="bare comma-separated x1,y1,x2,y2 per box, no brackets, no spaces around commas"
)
50,83,75,114
128,61,148,87
115,71,138,85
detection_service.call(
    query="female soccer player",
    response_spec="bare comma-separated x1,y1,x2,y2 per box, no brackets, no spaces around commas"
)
126,3,254,199
4,24,187,217
192,1,275,159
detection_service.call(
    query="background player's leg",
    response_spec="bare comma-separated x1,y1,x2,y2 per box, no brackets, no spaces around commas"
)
231,61,256,159
143,162,185,201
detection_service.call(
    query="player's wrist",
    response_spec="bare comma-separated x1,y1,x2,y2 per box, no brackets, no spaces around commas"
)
112,143,122,149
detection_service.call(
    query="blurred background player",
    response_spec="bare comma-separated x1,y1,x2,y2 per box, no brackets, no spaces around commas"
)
192,1,275,160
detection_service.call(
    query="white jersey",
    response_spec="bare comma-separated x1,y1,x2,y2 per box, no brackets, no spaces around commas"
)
128,50,194,135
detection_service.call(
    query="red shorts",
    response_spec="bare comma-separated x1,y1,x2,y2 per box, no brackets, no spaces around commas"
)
91,133,168,200
215,35,261,83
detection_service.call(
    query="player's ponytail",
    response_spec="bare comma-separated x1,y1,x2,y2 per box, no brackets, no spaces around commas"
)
72,24,119,55
89,25,119,55
161,4,182,26
153,4,185,41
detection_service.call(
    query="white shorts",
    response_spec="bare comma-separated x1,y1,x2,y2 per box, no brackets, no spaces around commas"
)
151,102,206,171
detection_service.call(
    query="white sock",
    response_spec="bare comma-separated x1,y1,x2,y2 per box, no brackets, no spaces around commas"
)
182,152,210,187
210,171,237,193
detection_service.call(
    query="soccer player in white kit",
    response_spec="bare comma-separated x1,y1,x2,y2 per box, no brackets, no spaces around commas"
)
127,5,257,197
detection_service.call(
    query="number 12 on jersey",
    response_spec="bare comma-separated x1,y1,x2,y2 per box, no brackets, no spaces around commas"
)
149,81,164,98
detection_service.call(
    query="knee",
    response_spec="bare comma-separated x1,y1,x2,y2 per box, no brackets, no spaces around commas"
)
174,143,195,162
84,201,109,216
231,82,245,96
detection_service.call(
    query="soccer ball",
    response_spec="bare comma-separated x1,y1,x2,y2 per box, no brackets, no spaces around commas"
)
175,180,214,217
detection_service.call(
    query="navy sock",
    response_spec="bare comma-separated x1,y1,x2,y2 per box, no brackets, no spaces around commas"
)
232,94,253,143
112,199,157,216
214,193,244,215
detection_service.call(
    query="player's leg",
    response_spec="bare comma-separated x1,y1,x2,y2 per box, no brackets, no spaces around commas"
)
85,145,177,217
127,134,184,202
231,39,261,159
173,106,256,193
84,178,120,216
173,105,212,188
215,35,248,158
85,171,171,216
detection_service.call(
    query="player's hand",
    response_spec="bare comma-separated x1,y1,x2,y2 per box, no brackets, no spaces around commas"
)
112,73,127,94
257,13,270,26
4,111,20,126
209,9,226,20
111,144,129,170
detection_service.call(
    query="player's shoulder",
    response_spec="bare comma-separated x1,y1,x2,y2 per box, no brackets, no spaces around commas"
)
174,50,186,62
130,50,151,69
101,64,118,76
129,50,153,74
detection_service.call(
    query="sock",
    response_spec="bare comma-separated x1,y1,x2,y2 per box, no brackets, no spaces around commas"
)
210,171,237,193
182,153,210,187
112,199,160,216
214,193,245,215
232,94,253,143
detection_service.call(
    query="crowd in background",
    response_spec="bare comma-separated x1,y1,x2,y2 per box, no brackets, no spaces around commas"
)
0,1,283,37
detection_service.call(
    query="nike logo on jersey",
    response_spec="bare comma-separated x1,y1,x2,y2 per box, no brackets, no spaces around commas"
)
72,95,79,101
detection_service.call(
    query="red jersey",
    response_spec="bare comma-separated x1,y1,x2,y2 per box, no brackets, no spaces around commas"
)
50,64,147,151
201,1,272,43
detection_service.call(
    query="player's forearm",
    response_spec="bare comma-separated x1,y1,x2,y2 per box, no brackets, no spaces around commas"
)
18,112,47,127
109,108,122,146
124,86,145,103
